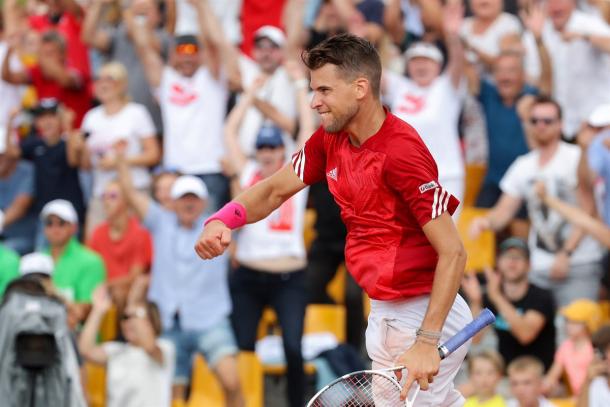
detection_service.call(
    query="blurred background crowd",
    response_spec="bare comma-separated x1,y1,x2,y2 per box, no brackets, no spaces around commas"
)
1,0,610,406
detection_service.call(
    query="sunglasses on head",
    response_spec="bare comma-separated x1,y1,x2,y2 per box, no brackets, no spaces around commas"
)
44,218,69,228
529,117,557,125
176,44,199,55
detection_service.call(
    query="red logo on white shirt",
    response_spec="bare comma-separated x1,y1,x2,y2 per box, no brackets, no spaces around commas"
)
397,94,426,114
169,83,198,106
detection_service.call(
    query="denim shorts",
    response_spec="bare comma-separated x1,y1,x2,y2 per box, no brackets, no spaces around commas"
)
162,317,238,384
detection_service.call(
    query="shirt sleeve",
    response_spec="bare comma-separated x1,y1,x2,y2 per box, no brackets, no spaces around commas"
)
588,136,609,178
17,161,35,198
75,253,107,303
143,200,168,233
384,134,460,227
499,156,527,198
291,127,327,185
134,105,156,139
102,341,123,358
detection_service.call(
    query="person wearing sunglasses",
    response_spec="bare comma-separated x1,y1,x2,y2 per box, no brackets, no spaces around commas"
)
470,95,604,308
131,0,241,214
41,199,106,325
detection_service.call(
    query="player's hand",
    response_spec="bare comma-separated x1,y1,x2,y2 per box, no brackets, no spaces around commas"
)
194,220,232,259
395,339,441,399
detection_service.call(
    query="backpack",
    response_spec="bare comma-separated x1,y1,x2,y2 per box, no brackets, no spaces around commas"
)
0,291,87,407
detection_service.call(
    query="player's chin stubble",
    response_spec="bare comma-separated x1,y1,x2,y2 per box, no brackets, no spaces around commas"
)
323,104,359,133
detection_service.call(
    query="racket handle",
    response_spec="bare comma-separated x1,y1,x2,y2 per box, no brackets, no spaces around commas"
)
438,308,495,359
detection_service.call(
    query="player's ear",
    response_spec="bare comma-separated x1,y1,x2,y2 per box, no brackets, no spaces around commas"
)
353,77,370,100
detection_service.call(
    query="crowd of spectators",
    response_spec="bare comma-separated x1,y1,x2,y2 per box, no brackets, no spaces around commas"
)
2,0,610,406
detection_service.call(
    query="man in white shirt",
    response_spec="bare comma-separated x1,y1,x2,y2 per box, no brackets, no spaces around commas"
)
132,0,240,211
470,96,603,307
237,26,298,156
524,0,610,138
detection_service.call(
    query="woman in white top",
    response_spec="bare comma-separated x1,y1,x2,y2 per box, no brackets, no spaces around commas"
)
460,0,522,76
79,280,175,407
81,62,160,237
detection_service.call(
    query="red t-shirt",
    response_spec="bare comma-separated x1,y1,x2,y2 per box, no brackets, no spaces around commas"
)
240,0,286,56
292,112,459,300
88,217,153,281
28,65,90,127
29,11,91,78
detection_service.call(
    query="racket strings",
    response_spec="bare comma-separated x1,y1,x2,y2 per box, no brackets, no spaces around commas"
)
310,372,402,407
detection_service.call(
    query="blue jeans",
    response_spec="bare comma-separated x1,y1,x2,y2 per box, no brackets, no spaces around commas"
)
230,265,307,407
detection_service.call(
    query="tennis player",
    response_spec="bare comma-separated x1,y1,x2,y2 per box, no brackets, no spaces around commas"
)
195,33,472,406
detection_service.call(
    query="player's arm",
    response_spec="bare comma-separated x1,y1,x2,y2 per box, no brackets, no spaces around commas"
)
397,212,466,398
195,164,307,259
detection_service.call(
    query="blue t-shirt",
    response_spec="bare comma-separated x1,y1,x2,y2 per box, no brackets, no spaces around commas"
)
478,79,537,185
20,136,85,222
0,160,37,252
588,130,610,225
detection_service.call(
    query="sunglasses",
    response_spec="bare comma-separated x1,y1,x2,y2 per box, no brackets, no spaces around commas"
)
44,218,69,228
175,44,199,55
529,117,558,126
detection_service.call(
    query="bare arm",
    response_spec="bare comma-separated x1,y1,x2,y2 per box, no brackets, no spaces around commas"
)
416,0,444,37
4,111,22,159
126,137,161,167
224,86,259,175
442,1,465,89
2,46,30,85
66,130,86,167
130,9,164,89
469,193,523,238
542,360,564,394
522,3,553,96
3,195,33,228
81,0,112,51
116,153,150,221
78,287,110,365
252,98,296,135
283,0,309,59
383,0,405,45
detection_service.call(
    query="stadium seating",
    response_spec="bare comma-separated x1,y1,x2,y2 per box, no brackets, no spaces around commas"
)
457,207,496,272
463,163,487,207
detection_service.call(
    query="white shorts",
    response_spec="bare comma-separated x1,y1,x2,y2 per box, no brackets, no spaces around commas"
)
365,294,472,407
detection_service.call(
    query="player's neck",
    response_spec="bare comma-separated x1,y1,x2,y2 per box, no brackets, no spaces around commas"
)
346,101,386,147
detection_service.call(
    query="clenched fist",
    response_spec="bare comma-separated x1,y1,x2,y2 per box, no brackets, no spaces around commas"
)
194,220,232,259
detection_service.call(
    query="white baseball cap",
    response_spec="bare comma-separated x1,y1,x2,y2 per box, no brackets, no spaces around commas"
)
40,199,78,224
20,252,54,276
170,175,209,200
404,42,444,64
588,104,610,127
254,25,286,47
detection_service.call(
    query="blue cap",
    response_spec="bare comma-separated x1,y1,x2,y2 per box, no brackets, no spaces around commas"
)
255,125,284,149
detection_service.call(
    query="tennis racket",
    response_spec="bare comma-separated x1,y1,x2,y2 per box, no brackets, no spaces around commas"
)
306,308,496,407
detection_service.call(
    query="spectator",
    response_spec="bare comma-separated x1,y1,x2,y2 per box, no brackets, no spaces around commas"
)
115,153,243,406
543,299,601,396
464,350,507,407
0,30,24,135
132,0,240,212
4,98,87,249
0,243,19,296
577,324,610,407
41,199,106,324
524,0,610,139
472,5,552,211
152,168,179,210
383,0,443,51
1,31,90,126
0,144,36,255
80,61,160,237
507,356,555,407
460,0,522,77
79,283,175,407
383,3,466,203
225,115,308,406
470,96,604,307
81,0,171,133
461,237,556,370
238,26,298,157
88,180,153,309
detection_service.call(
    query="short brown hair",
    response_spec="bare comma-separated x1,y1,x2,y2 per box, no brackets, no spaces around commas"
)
592,324,610,352
302,33,382,98
507,356,544,378
468,350,505,375
531,95,563,120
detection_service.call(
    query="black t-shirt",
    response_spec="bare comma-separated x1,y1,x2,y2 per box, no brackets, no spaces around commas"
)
484,283,556,371
20,136,86,221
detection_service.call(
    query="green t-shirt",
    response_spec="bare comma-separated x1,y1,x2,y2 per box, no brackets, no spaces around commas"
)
48,239,106,303
0,244,20,296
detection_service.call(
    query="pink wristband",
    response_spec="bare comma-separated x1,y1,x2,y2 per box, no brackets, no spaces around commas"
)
204,202,247,229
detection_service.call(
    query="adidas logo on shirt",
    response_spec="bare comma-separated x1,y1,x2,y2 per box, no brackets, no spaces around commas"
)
327,167,338,181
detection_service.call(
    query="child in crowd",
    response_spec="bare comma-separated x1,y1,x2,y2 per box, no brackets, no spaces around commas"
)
542,299,601,396
507,356,555,407
464,350,507,407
